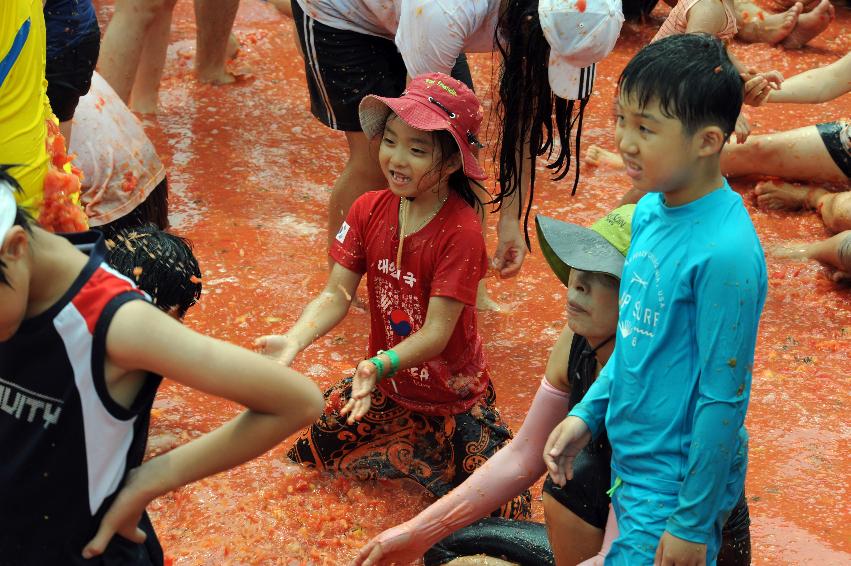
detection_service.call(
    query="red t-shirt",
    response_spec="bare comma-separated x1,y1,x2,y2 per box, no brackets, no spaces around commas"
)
331,189,490,416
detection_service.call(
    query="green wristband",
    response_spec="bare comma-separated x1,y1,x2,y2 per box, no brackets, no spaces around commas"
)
380,349,400,376
369,356,386,381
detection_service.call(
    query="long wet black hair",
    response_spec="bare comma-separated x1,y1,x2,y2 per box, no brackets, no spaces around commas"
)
494,0,591,247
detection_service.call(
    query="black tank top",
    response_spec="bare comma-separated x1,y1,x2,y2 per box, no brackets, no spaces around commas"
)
567,334,612,458
0,232,163,565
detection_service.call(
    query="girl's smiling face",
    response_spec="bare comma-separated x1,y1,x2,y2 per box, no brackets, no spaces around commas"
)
378,115,460,199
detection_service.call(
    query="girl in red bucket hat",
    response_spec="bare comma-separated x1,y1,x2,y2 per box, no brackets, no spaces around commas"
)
257,73,531,522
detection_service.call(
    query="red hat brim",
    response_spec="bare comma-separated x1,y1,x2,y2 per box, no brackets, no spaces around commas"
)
359,95,487,181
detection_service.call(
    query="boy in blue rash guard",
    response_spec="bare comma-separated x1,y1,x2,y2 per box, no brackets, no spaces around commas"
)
544,33,767,566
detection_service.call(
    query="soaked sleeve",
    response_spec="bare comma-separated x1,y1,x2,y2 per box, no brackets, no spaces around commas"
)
568,361,611,438
395,0,480,76
430,225,486,306
330,194,369,274
667,249,764,544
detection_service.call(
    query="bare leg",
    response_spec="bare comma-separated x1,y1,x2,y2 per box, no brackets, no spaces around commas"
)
194,0,239,84
721,125,848,184
781,0,835,49
129,0,178,114
543,492,604,565
268,0,294,17
98,0,169,102
772,230,851,282
819,190,851,233
58,121,72,146
754,183,851,231
735,0,800,44
584,145,625,169
328,131,387,254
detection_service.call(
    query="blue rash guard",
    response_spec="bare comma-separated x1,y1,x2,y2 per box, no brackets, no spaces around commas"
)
570,182,767,545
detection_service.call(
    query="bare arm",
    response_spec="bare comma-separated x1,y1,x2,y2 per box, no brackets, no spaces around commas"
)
83,301,324,557
495,138,532,278
342,295,466,421
257,262,362,365
685,0,729,36
768,52,851,104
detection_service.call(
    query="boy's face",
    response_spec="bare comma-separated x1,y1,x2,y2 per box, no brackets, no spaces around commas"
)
565,269,620,342
378,117,461,199
0,229,31,342
614,93,700,194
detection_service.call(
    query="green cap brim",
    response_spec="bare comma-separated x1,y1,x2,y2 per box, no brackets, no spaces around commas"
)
535,214,627,287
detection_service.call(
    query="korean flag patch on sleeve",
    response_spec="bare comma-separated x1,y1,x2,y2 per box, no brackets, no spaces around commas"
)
336,222,350,244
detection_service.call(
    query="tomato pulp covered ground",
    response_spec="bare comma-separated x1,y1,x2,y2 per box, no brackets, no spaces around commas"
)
92,1,851,563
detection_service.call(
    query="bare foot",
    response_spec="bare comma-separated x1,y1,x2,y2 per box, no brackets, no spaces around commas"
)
754,180,826,210
267,0,294,17
781,0,835,48
770,241,814,259
476,281,505,312
196,66,237,85
584,145,625,169
752,3,801,44
768,0,819,10
227,33,240,60
129,96,159,115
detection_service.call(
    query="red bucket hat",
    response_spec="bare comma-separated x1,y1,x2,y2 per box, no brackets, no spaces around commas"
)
358,73,487,181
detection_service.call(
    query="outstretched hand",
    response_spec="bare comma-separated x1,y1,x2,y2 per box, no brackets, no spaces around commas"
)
350,522,425,566
543,416,592,486
339,360,379,424
82,466,158,559
255,334,300,366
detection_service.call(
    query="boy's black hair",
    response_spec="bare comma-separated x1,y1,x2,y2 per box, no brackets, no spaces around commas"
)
494,0,590,248
0,165,34,287
105,224,202,319
618,33,743,137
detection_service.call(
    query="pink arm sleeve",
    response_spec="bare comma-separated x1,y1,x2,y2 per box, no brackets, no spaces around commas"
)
402,377,571,548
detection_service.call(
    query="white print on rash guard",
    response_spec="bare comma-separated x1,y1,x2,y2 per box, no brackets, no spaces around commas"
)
618,249,667,348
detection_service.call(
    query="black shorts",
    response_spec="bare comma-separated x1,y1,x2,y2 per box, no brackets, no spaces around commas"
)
817,121,851,179
45,29,101,122
291,0,473,132
542,445,611,529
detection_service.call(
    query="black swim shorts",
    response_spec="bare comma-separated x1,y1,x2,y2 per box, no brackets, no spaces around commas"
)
817,121,851,179
45,28,101,123
291,0,473,132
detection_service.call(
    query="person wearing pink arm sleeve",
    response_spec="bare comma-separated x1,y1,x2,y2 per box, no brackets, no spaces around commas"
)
351,207,632,566
352,205,753,566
